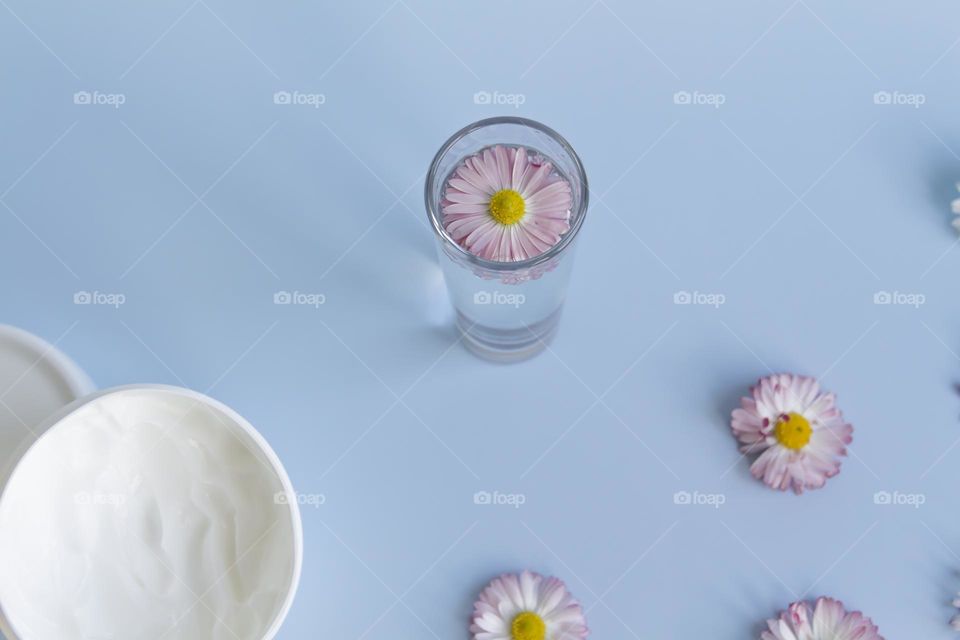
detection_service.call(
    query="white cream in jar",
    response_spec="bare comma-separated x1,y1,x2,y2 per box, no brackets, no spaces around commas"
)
0,386,300,640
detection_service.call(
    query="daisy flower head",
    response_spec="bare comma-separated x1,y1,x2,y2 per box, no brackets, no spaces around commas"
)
762,597,883,640
442,145,573,262
470,570,588,640
731,373,853,494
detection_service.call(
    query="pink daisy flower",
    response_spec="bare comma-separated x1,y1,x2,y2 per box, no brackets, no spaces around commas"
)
762,597,883,640
470,570,588,640
442,145,572,262
731,373,853,494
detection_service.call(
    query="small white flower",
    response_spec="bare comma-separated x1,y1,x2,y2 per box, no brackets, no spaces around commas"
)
470,570,588,640
763,597,883,640
730,374,852,494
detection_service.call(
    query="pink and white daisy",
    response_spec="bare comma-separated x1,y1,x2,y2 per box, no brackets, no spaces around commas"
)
470,570,588,640
442,145,572,262
762,597,883,640
731,373,853,494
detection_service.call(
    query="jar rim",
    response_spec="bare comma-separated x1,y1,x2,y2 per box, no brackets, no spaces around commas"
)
424,117,589,272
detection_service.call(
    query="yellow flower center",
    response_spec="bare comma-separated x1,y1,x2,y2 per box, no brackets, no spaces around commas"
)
511,611,546,640
774,412,812,450
489,189,526,225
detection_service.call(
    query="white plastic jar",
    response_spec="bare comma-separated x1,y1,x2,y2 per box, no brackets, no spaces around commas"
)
0,384,302,640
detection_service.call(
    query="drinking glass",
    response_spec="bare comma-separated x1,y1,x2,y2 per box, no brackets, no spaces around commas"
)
424,117,589,362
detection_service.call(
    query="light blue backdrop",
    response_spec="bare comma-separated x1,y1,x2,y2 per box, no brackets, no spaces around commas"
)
2,0,960,637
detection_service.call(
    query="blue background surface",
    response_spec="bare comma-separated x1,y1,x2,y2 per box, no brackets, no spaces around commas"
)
2,0,960,637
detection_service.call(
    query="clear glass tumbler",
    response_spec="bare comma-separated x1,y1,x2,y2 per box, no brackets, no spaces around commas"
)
424,117,589,362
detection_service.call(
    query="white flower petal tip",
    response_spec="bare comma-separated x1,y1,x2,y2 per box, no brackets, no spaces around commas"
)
761,597,883,640
730,373,853,494
442,145,573,262
470,570,589,640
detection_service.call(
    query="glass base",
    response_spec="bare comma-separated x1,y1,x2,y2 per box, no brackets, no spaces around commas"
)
456,307,563,363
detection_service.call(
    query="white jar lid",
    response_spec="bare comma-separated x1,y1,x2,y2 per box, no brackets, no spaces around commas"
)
0,325,94,486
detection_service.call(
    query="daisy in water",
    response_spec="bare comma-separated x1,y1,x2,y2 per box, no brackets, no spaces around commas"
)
731,373,853,494
762,597,883,640
442,145,572,262
470,570,588,640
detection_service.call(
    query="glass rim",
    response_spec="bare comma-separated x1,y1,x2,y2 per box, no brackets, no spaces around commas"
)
424,116,589,272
